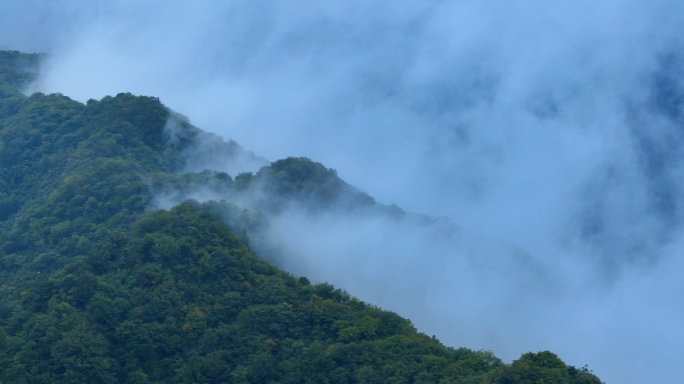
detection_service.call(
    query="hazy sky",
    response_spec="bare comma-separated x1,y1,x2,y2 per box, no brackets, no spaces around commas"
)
4,1,684,382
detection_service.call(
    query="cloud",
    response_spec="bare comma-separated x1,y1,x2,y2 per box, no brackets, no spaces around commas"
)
4,0,684,382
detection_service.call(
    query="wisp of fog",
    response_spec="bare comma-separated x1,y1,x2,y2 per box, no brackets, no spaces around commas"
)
4,0,684,382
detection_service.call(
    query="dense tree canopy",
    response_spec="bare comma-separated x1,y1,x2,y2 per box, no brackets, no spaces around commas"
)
0,51,603,384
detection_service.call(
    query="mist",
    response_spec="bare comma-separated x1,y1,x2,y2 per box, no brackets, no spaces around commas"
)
4,0,684,382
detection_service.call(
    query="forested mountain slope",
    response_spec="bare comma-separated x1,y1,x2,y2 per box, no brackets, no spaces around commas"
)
0,51,603,384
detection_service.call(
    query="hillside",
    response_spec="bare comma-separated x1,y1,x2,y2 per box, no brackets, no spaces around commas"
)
0,51,603,384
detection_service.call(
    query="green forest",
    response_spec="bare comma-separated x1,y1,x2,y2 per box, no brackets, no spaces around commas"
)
0,50,604,383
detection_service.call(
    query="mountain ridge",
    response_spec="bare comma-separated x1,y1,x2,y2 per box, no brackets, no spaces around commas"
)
0,50,603,384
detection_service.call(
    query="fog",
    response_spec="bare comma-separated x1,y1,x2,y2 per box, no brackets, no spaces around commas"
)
4,0,684,382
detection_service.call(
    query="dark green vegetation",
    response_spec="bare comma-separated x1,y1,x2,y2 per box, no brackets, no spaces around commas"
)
0,51,603,383
0,51,43,97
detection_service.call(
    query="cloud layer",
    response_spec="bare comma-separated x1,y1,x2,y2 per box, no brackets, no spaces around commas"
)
4,1,684,382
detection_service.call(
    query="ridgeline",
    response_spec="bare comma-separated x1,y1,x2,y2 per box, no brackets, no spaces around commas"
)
0,51,603,384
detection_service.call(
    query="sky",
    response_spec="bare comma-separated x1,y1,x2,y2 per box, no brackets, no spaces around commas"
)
3,0,684,382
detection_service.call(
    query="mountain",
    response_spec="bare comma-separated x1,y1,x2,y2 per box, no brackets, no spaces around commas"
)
0,50,603,384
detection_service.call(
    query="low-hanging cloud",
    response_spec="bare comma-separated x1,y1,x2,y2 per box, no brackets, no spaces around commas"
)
4,0,684,382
